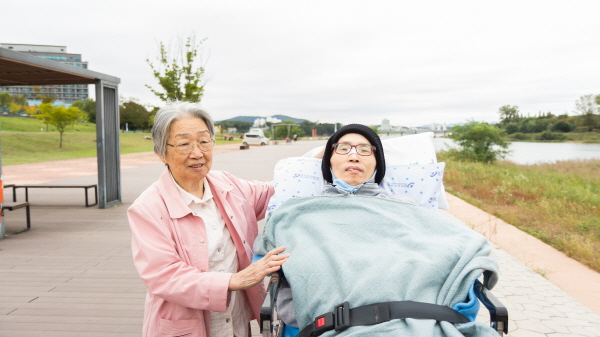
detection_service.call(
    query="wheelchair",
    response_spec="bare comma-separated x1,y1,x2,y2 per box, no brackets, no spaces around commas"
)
258,135,509,336
259,269,508,337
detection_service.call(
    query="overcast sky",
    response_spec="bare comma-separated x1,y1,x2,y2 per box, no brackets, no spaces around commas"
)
4,1,600,126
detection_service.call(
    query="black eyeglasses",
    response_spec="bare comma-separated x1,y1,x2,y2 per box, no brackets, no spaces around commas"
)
332,143,376,156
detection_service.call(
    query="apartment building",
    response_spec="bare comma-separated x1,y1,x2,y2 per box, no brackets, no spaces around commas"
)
0,43,89,104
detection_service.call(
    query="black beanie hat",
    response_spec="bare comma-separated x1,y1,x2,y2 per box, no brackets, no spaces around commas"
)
321,124,386,184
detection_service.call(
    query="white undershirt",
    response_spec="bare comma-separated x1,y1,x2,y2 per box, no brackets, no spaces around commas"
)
172,176,251,337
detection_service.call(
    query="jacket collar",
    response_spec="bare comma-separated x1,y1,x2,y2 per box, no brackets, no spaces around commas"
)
157,169,234,219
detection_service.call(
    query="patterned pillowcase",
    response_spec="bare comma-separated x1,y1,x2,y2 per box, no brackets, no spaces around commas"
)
267,158,325,215
379,163,445,210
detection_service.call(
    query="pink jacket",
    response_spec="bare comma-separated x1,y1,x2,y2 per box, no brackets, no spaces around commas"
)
128,169,274,337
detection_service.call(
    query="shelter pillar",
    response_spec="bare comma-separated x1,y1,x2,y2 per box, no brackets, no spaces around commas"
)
0,136,4,239
95,79,122,208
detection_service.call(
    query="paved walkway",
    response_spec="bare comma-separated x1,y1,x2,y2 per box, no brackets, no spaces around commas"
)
1,141,599,336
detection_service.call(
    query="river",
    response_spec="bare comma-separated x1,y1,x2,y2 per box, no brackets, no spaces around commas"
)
431,137,600,165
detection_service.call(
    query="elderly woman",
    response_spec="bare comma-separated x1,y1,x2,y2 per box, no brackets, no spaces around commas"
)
255,124,499,337
128,101,289,337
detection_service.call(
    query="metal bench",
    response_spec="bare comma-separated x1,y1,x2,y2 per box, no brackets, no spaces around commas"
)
12,184,98,207
2,201,31,233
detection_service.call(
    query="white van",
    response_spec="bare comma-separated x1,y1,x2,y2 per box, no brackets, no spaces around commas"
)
243,129,270,146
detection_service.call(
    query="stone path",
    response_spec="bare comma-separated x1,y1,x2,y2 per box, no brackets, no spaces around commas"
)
1,141,599,336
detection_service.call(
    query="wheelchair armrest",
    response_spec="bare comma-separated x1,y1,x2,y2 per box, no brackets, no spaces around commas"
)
474,279,508,335
259,271,282,333
260,291,271,332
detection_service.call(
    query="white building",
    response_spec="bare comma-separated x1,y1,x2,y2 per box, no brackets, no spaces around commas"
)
0,43,89,104
380,118,390,131
253,116,282,127
266,116,282,123
253,118,266,127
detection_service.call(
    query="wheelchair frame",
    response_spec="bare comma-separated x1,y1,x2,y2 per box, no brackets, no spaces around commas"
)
259,270,508,337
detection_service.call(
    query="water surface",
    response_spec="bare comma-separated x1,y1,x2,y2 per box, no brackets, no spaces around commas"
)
431,138,600,165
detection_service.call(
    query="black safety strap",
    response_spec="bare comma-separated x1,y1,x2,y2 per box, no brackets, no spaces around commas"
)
298,301,470,337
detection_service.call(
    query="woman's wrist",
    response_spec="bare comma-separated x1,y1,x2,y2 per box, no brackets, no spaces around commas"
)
228,273,240,291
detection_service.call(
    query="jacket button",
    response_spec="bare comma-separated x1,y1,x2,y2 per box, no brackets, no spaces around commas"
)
242,240,246,244
230,215,233,219
200,239,204,243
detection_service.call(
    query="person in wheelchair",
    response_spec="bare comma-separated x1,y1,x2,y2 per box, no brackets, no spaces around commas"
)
254,124,503,336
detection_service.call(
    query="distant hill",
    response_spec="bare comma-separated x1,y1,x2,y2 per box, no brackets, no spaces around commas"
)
216,115,307,124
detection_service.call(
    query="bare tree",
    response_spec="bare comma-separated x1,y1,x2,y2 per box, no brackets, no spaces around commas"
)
574,95,599,131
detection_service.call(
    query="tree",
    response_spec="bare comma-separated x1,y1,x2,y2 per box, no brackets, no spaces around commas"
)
22,105,38,116
216,121,253,134
316,123,337,136
8,102,22,114
272,121,304,140
551,120,573,133
443,121,510,163
498,105,519,125
120,100,150,130
574,94,599,131
504,122,519,135
147,106,159,128
146,35,206,103
11,94,27,106
72,98,96,123
34,86,56,104
0,92,11,111
36,104,84,148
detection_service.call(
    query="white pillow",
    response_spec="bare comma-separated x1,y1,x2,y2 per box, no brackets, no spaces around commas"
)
300,132,449,209
382,132,438,166
379,163,445,210
267,157,445,215
267,158,325,214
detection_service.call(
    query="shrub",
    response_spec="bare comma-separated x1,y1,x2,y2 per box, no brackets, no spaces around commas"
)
537,131,567,141
573,126,591,133
510,132,530,140
551,120,573,132
505,122,519,134
442,121,510,163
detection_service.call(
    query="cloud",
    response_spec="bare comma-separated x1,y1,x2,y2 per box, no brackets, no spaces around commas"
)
4,0,600,126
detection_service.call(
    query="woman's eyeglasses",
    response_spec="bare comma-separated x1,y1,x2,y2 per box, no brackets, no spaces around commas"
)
332,143,376,156
167,139,215,155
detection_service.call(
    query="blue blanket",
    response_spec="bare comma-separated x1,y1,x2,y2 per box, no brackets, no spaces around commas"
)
256,194,499,336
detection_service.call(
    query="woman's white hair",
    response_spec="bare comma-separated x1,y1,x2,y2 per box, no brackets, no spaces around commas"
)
152,101,215,158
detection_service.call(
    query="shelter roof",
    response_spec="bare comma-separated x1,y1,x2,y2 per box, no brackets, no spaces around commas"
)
0,48,120,86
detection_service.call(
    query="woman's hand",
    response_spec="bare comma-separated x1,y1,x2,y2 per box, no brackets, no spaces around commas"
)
228,246,290,291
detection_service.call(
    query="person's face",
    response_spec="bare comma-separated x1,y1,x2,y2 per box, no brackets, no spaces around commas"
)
161,115,213,187
330,133,377,186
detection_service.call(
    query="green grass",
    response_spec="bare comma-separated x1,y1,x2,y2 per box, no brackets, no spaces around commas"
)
564,131,600,143
438,153,600,272
2,131,156,165
1,116,242,166
507,131,600,143
1,116,97,132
